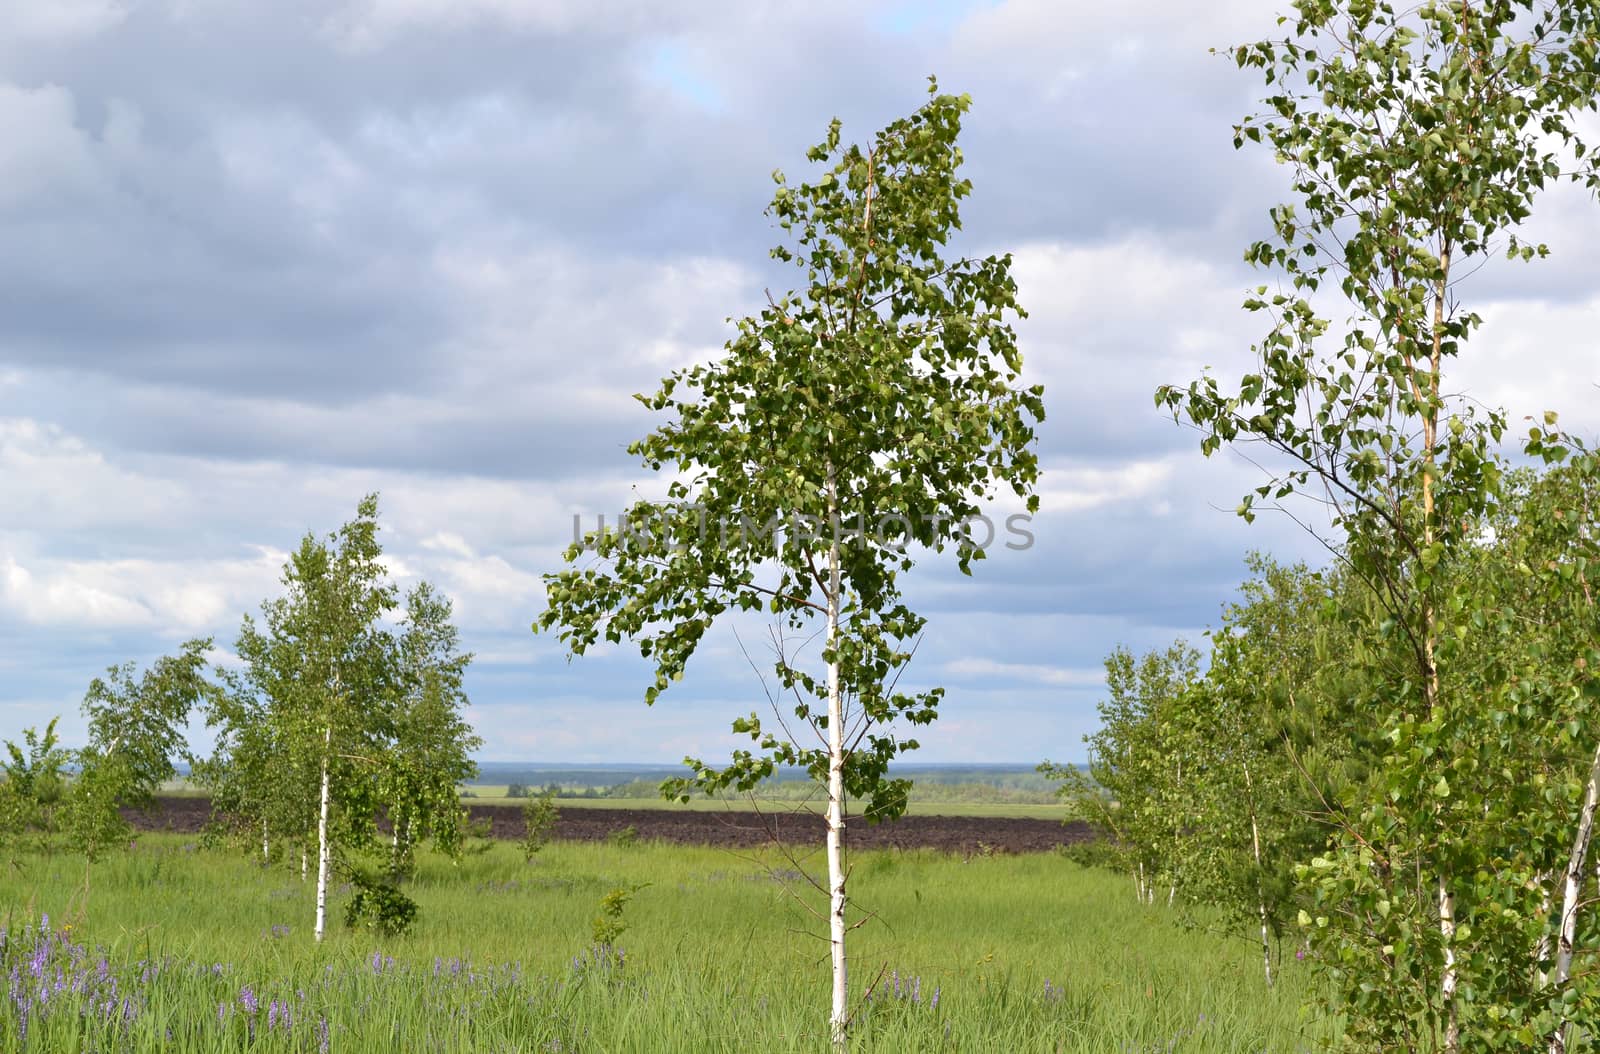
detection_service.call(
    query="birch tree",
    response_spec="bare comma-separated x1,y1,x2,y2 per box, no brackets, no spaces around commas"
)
381,581,480,877
194,671,311,867
1042,641,1202,905
236,495,398,942
1158,1,1600,1045
538,80,1043,1046
65,639,215,858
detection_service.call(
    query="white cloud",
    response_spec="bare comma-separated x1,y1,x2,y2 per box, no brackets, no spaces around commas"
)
0,548,286,632
320,0,682,51
940,657,1105,687
1458,295,1600,439
0,418,187,529
1038,458,1176,515
0,1,128,44
0,555,151,627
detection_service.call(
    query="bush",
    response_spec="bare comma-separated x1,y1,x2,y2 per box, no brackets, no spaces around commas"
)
521,791,559,861
506,783,530,799
1055,836,1122,872
591,884,646,946
344,871,419,936
607,824,638,849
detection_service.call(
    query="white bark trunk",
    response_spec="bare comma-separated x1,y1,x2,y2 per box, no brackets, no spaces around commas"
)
262,819,269,862
1429,255,1460,1054
301,847,308,882
314,727,331,943
823,460,848,1050
1440,875,1458,1053
1545,742,1600,1054
1243,761,1273,988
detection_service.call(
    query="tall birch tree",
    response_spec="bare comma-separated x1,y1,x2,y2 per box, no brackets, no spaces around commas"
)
1158,1,1600,1046
537,80,1043,1046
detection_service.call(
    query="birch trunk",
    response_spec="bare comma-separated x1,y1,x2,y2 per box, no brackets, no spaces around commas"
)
823,459,848,1050
261,819,269,863
301,847,308,882
1439,876,1458,1053
1545,742,1600,1054
1535,872,1552,981
1424,246,1457,1054
314,726,331,943
1243,760,1273,987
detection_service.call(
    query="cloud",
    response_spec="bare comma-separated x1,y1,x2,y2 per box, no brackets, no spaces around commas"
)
0,1,127,44
1,0,1595,766
940,657,1105,687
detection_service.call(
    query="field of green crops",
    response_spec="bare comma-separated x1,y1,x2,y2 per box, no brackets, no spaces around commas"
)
0,834,1331,1052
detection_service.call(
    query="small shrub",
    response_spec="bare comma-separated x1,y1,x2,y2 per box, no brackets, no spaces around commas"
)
521,791,560,861
506,783,530,799
1056,836,1121,871
343,871,419,936
591,883,647,946
607,824,638,849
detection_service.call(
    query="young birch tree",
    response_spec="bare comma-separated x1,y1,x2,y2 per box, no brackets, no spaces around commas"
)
380,581,480,877
1042,641,1202,906
538,80,1043,1046
236,495,398,942
66,639,216,859
1159,1,1600,1046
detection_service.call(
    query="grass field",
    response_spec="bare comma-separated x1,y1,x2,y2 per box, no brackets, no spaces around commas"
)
0,834,1330,1052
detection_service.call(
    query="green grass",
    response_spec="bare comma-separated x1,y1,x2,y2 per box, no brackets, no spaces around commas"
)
0,835,1331,1052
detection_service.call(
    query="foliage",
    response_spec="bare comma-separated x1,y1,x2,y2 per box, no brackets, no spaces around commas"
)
536,79,1044,1040
519,790,559,861
0,719,70,847
66,639,216,860
1041,641,1201,902
590,883,646,947
1152,0,1600,1047
381,582,481,877
3,643,216,861
199,496,479,938
343,868,420,937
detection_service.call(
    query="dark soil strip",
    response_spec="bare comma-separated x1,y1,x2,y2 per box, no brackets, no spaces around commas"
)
126,797,1093,855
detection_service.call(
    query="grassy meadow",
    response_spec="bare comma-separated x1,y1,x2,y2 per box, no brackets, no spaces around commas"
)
0,833,1331,1052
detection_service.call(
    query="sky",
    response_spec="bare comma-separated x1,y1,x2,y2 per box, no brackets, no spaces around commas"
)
1,0,1596,764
